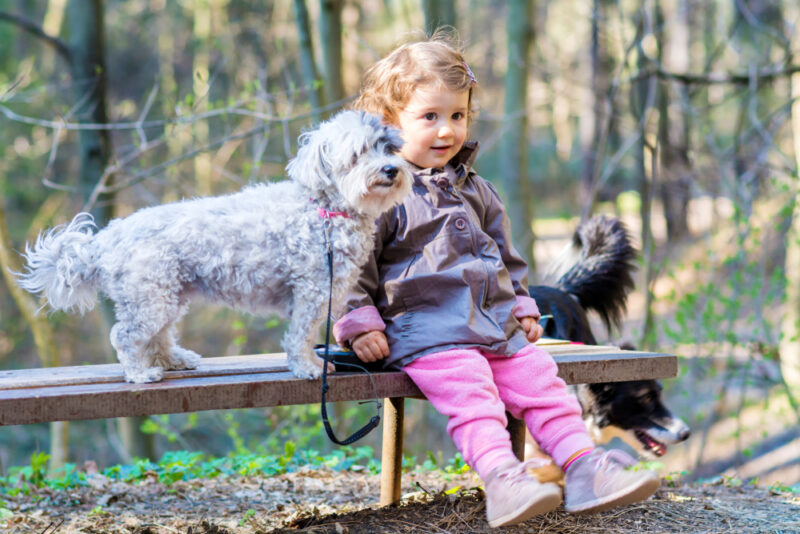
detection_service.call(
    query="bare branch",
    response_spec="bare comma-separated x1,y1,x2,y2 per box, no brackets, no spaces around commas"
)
634,62,800,86
0,73,26,100
136,83,160,147
81,122,271,212
0,10,71,62
0,95,351,133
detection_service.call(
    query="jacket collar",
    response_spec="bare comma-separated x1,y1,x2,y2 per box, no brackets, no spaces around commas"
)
452,140,479,169
413,141,480,187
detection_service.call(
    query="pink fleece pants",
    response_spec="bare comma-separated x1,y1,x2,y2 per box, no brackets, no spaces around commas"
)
403,344,595,480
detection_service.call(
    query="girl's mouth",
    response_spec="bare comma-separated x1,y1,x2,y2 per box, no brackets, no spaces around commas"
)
431,146,451,153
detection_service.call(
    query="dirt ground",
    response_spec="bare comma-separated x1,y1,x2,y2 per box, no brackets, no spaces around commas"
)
3,466,798,533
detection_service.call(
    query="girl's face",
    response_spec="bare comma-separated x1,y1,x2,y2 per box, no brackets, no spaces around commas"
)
395,85,469,169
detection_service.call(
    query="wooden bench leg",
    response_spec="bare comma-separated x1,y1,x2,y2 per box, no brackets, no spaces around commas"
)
507,413,525,461
380,397,404,506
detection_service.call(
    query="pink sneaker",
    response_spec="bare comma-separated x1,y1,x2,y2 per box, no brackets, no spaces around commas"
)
484,458,562,528
564,448,660,514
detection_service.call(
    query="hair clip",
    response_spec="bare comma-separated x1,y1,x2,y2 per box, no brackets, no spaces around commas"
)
462,61,477,87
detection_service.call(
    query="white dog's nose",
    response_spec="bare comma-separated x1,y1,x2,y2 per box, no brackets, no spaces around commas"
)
381,165,398,179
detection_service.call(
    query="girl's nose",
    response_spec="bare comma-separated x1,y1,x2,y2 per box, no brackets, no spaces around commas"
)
438,123,454,137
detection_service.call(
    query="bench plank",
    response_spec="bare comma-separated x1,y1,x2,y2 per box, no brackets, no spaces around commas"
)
0,345,677,426
0,354,289,390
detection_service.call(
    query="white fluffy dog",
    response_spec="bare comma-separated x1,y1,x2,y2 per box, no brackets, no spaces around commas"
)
17,110,411,383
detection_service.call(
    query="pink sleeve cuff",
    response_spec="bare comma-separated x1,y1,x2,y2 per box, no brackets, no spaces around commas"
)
333,306,386,346
512,295,541,320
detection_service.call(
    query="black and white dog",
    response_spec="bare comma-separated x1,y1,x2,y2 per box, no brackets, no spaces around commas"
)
530,215,690,459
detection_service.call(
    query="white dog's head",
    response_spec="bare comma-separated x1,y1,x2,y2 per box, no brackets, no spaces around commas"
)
287,110,412,218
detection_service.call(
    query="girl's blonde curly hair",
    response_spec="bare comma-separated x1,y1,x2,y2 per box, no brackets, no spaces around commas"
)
352,31,477,126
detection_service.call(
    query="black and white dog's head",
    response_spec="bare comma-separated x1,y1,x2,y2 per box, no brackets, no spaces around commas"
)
531,215,690,459
576,380,690,459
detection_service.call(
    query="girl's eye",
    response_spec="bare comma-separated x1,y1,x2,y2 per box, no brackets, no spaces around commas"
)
452,112,464,121
424,112,437,121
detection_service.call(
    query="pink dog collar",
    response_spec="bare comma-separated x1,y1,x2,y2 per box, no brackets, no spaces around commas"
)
310,198,350,219
318,207,350,219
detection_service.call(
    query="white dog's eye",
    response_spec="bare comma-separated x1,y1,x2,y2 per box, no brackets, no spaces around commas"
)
384,144,399,155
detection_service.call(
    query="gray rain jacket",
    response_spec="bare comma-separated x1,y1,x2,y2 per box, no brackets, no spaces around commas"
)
333,142,540,368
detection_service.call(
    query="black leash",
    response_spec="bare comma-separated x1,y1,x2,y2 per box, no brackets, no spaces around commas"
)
319,219,381,445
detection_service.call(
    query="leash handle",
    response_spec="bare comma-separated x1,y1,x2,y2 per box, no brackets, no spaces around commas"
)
321,362,381,444
319,221,381,445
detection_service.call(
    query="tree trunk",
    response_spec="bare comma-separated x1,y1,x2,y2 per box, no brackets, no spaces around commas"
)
632,9,657,349
319,0,343,114
581,0,602,204
58,0,118,474
500,0,534,270
192,0,212,195
154,0,181,203
656,0,690,241
580,0,621,220
0,201,62,474
700,0,723,228
66,0,155,463
318,1,348,426
421,0,456,35
780,24,800,392
729,2,783,212
66,0,112,223
117,416,156,461
12,0,37,56
581,0,617,213
294,0,324,122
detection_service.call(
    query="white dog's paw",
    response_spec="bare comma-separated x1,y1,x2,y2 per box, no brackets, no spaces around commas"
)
286,354,326,380
169,347,202,370
123,366,165,383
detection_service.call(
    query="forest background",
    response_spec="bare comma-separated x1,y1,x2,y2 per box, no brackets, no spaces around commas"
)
0,0,799,492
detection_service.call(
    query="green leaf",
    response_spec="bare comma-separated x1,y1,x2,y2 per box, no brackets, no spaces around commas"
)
240,509,256,526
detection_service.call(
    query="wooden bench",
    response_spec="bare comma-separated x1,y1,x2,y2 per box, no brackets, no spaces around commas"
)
0,340,677,505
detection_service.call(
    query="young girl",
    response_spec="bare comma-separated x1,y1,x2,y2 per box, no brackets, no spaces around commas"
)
333,34,660,528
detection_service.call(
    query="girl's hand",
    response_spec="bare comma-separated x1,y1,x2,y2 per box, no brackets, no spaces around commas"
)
520,317,544,343
352,331,390,362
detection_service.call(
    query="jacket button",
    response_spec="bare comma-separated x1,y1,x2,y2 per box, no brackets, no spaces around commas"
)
454,218,466,230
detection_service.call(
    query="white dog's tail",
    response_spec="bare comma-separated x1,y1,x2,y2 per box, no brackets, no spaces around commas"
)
16,213,99,314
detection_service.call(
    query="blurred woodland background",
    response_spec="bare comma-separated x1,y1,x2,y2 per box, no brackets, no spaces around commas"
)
0,0,799,491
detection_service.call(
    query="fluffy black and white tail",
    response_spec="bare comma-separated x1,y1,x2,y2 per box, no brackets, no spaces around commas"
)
16,213,99,314
547,215,637,332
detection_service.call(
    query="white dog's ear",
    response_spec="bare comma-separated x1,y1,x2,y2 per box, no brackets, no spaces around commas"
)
286,122,334,191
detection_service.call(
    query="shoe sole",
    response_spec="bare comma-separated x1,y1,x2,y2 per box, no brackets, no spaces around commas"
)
488,487,562,528
565,474,660,514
